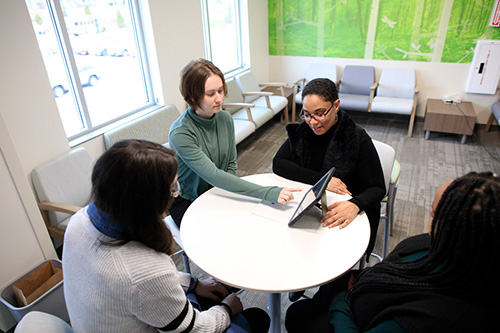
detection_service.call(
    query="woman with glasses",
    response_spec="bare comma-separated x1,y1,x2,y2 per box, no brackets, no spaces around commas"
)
273,78,385,307
169,59,301,227
273,78,385,248
63,139,270,332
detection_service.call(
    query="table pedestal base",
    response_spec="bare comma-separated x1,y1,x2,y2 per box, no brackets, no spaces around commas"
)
268,293,281,333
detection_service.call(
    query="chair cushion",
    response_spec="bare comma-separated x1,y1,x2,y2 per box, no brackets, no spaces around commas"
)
492,101,500,123
339,93,370,112
32,148,94,228
14,311,72,333
232,119,256,144
252,96,288,115
231,107,274,129
295,91,303,104
377,68,415,99
103,105,180,149
371,97,414,115
338,65,375,95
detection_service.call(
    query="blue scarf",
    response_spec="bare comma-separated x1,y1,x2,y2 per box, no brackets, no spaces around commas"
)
87,202,126,239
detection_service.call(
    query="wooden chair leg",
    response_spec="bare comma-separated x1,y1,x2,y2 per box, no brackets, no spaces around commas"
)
408,108,417,137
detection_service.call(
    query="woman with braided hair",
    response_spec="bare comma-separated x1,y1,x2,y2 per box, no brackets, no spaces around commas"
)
286,172,499,332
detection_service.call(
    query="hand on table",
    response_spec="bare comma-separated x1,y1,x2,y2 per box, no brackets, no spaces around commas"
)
278,187,302,204
221,293,243,316
195,278,228,302
327,177,351,195
321,201,360,229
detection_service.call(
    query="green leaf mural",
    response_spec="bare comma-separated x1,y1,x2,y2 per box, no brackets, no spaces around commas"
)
268,0,500,63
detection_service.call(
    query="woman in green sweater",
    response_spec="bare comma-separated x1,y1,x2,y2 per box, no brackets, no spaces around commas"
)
169,59,301,226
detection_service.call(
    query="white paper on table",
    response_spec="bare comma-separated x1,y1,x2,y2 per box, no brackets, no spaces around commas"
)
251,190,307,223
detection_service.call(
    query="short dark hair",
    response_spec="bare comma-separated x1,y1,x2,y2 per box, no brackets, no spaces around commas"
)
91,139,178,255
350,171,500,301
301,78,339,103
180,58,227,110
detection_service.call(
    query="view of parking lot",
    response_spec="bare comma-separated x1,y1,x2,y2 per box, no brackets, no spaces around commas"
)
26,0,149,137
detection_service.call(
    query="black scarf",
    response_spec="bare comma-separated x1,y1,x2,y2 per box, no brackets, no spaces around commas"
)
286,110,362,179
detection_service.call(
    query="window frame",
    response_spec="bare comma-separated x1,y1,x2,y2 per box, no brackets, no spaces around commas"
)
201,0,249,77
30,0,159,144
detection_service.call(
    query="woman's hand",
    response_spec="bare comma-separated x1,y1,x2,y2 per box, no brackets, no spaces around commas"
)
195,278,228,302
278,187,302,204
221,293,243,316
327,177,351,195
321,201,360,229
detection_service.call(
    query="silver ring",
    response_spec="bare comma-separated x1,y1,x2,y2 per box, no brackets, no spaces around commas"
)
338,186,341,190
340,217,345,222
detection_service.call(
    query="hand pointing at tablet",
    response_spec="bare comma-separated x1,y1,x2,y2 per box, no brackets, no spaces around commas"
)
278,187,303,204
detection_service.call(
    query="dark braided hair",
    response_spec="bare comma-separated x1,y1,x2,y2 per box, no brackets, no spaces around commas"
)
350,172,500,301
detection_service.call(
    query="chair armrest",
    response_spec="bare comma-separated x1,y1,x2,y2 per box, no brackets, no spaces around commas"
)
414,86,420,95
368,83,378,112
38,201,82,215
259,82,289,88
241,91,274,97
222,102,256,108
293,78,306,86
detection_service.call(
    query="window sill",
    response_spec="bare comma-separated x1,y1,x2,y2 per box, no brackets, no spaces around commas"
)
68,105,165,148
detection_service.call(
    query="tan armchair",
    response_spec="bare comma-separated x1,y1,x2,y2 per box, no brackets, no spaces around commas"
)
32,147,95,241
235,71,290,124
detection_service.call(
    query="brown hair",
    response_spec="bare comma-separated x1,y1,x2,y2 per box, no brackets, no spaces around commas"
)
179,58,227,110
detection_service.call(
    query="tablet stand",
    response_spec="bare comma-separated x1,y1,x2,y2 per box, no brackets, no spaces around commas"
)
321,192,328,217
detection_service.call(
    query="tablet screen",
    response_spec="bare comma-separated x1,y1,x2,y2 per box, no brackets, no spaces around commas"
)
288,167,335,226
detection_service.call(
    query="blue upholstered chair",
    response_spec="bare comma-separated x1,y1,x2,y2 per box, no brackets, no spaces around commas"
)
370,68,419,137
292,63,338,122
485,100,500,132
338,65,376,112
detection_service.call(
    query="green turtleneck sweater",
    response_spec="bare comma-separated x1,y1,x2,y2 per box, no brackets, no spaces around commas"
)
169,108,281,203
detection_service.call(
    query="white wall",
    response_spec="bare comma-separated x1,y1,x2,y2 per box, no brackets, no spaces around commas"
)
268,56,500,124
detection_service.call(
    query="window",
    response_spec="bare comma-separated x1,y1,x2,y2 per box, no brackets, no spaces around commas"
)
25,0,157,140
201,0,249,76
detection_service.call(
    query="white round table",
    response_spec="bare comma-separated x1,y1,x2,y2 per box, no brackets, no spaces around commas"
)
181,173,370,333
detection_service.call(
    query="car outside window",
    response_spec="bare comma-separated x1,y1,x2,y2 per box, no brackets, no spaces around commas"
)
25,0,156,140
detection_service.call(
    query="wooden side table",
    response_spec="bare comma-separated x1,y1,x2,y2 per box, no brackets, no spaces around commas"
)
423,99,476,144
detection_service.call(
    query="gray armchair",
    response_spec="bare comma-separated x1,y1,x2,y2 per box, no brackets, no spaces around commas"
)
32,147,95,240
292,63,338,122
370,68,419,137
485,100,500,132
338,65,376,112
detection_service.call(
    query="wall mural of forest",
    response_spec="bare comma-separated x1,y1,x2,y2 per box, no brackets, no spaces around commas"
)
268,0,500,63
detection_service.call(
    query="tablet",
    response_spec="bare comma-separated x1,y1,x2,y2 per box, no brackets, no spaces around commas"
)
288,167,335,227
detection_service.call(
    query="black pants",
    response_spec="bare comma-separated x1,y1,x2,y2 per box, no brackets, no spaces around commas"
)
285,272,354,333
169,196,193,228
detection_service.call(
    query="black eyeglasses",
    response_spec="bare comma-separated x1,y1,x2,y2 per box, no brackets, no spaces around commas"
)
299,102,336,122
171,181,181,198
